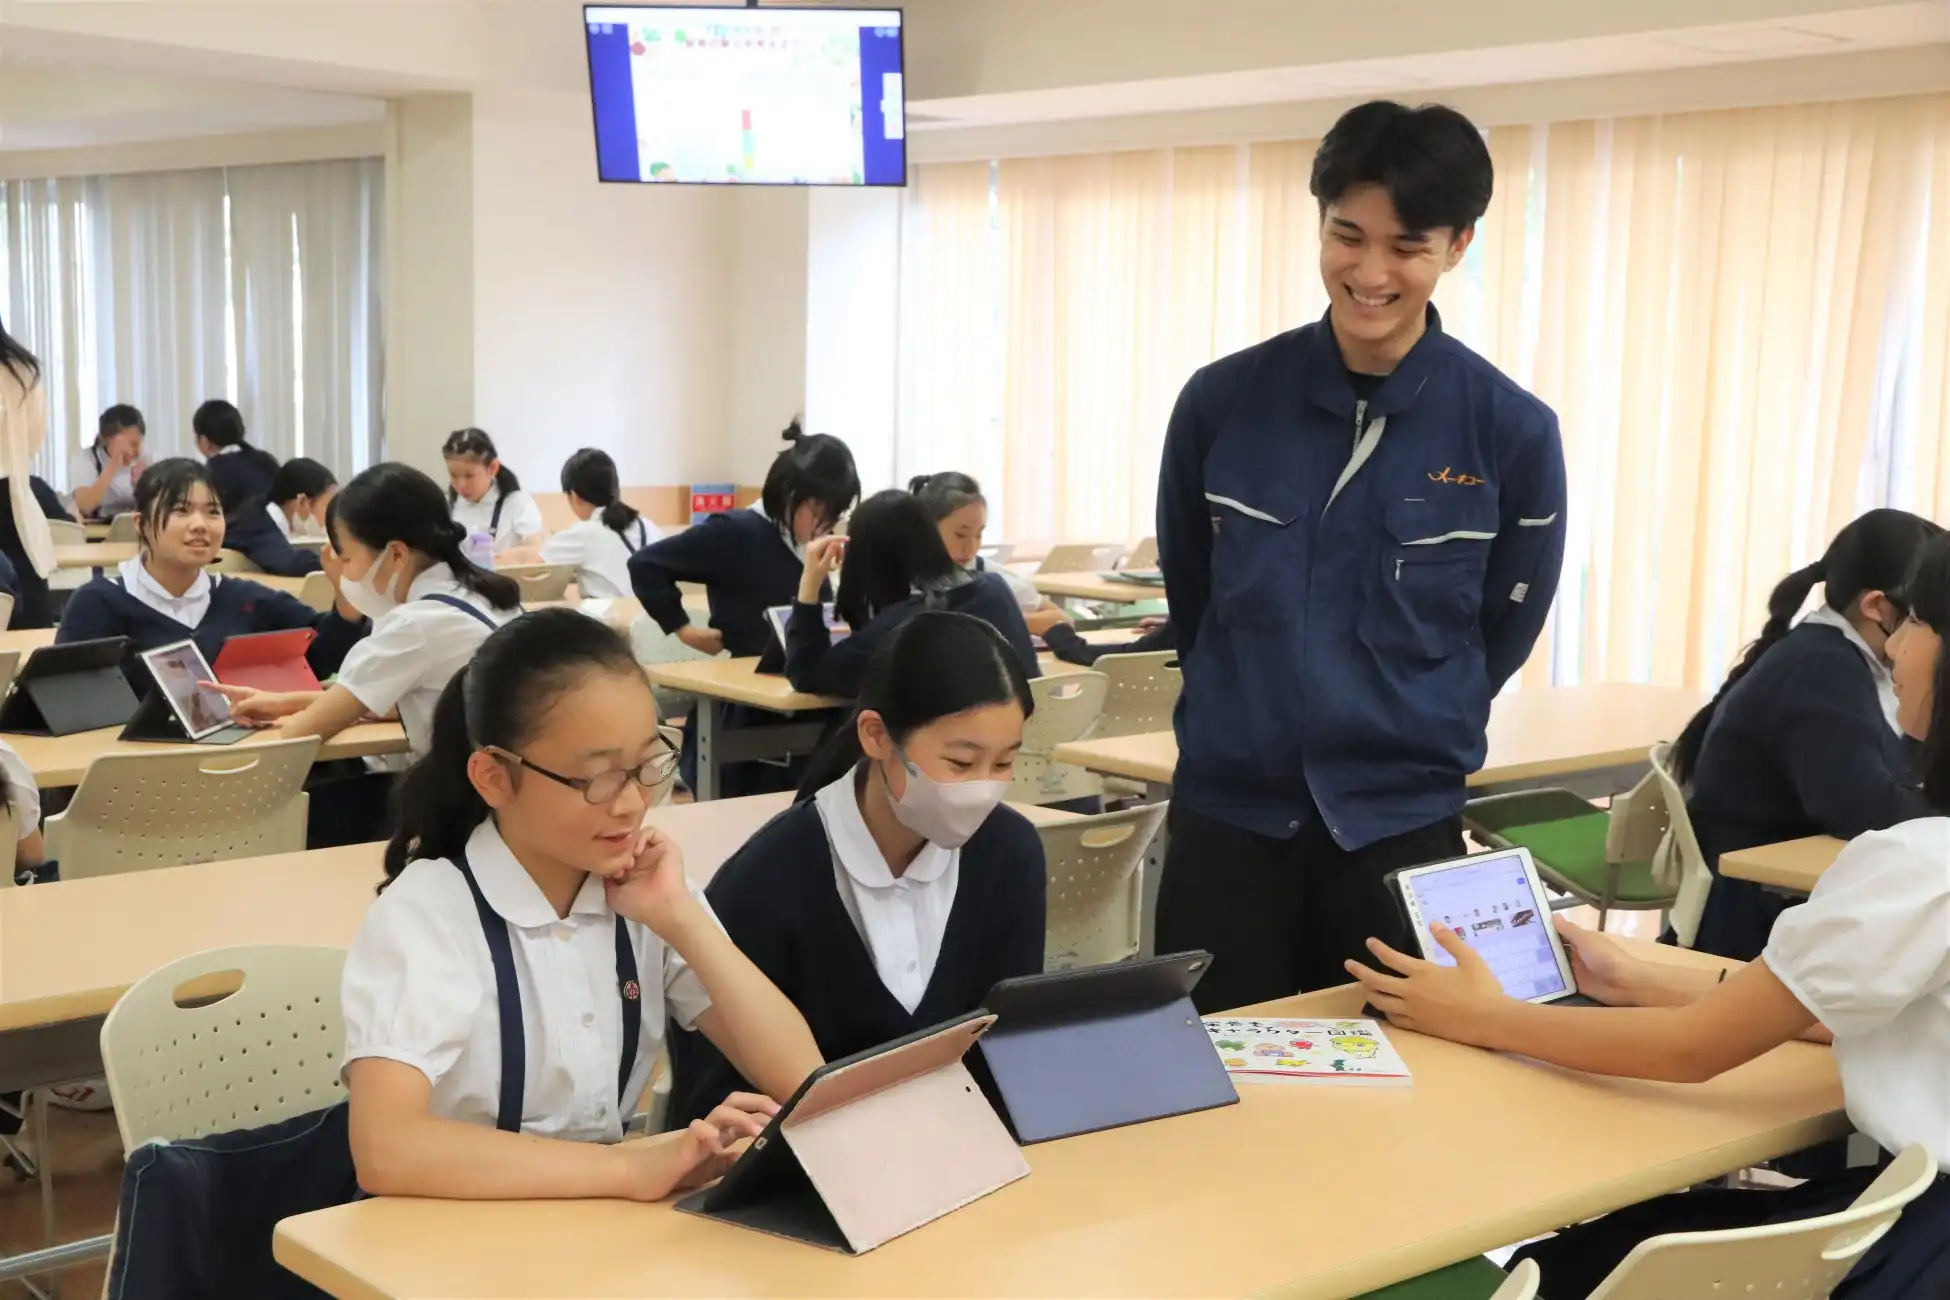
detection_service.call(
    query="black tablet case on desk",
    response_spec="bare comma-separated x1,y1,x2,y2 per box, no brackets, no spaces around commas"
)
0,637,137,736
971,951,1237,1144
118,689,252,746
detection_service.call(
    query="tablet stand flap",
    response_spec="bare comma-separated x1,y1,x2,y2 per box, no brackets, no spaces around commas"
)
31,666,139,736
119,689,190,742
673,1127,849,1252
976,994,1237,1144
783,1058,1028,1254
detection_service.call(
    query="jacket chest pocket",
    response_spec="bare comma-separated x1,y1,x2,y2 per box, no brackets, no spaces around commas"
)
1360,497,1495,661
1205,485,1308,628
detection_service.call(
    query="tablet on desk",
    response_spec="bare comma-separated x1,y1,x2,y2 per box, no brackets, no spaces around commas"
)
213,628,318,693
1387,848,1606,1007
138,640,254,745
757,603,851,675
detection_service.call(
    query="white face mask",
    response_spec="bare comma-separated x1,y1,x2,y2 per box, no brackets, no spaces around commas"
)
884,750,1010,849
341,550,404,620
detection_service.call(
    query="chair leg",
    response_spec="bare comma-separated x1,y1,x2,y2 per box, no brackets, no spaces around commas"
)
34,1090,57,1246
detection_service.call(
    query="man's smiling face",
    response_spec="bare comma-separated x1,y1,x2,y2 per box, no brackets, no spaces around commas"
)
1318,182,1470,367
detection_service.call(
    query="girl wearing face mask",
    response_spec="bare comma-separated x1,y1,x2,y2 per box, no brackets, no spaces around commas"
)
1676,508,1939,960
218,457,339,578
57,458,366,693
210,463,524,841
666,610,1048,1131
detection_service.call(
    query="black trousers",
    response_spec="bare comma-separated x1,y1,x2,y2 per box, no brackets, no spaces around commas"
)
1155,801,1464,1014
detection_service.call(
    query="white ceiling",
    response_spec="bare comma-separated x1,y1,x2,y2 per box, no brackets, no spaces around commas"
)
907,1,1950,127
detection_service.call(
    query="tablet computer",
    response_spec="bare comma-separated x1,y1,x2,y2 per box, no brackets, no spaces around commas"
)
138,640,253,744
757,603,851,675
213,628,319,693
1386,848,1603,1007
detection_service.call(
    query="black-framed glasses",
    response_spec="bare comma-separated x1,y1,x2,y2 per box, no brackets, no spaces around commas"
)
487,727,680,805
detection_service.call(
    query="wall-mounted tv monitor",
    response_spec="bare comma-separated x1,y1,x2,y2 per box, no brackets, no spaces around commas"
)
584,6,905,186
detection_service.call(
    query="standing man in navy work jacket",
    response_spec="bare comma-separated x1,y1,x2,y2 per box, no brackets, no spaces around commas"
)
1156,101,1567,1013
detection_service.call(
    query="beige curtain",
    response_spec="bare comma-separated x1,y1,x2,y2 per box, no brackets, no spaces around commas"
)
895,162,1000,495
0,178,92,482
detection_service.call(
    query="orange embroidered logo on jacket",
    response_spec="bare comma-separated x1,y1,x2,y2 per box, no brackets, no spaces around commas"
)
1428,467,1486,486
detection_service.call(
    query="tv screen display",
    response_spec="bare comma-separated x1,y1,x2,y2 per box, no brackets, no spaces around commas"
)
584,6,905,186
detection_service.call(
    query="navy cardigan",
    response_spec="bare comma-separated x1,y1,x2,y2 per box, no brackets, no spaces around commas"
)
666,792,1047,1130
222,508,323,578
629,509,827,659
204,446,280,520
784,571,1042,698
58,572,367,692
1687,620,1927,959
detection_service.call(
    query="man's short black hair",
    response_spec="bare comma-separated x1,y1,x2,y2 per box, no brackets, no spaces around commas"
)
1311,101,1493,235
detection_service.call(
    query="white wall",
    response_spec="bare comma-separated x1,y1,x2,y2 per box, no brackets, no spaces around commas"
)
727,188,810,486
803,188,902,495
384,95,475,474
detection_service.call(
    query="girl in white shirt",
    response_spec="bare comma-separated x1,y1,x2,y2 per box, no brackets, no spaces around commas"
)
70,404,146,520
444,427,545,554
341,607,821,1199
1347,534,1950,1297
0,739,46,884
541,448,661,600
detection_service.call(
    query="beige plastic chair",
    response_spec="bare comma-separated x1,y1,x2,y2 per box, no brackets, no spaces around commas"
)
1123,536,1159,571
0,802,17,889
46,519,87,546
107,512,141,544
1037,543,1124,575
1587,1144,1935,1298
499,562,577,603
296,571,337,613
99,944,350,1152
1643,740,1713,947
1091,651,1182,740
209,548,264,574
0,590,13,631
1039,803,1168,968
46,737,323,879
1011,672,1108,806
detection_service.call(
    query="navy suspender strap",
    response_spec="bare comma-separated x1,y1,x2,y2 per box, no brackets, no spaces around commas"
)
453,852,525,1134
452,851,644,1136
419,592,499,629
489,489,505,534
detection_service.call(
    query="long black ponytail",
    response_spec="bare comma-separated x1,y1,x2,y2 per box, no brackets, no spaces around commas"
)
332,462,521,612
384,607,646,883
443,428,520,502
1671,508,1942,784
795,610,1035,800
560,447,644,543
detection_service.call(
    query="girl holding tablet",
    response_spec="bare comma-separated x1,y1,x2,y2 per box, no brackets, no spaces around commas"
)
444,428,545,554
784,489,1039,699
343,609,822,1198
668,611,1047,1130
540,448,661,599
1347,532,1950,1298
57,458,366,692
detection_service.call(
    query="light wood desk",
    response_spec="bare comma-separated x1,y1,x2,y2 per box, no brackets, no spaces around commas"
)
0,629,56,657
52,543,131,571
1032,572,1164,605
1719,836,1843,894
1054,683,1710,797
6,720,410,790
273,940,1842,1300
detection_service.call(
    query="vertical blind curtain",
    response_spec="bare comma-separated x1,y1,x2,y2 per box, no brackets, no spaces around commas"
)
0,177,91,481
895,91,1950,693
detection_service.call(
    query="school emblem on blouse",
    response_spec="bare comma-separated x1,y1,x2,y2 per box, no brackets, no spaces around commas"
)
622,979,641,1002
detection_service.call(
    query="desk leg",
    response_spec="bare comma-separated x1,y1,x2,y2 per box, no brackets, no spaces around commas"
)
1138,780,1170,958
693,698,721,803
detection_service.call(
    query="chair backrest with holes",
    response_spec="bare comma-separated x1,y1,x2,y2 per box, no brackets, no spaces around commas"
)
1590,1145,1936,1298
1091,652,1181,739
1012,672,1108,805
210,548,264,574
498,562,576,602
1647,741,1713,947
1124,536,1159,571
100,945,350,1152
296,571,336,613
108,512,141,544
1038,803,1167,968
47,737,322,878
1037,543,1123,575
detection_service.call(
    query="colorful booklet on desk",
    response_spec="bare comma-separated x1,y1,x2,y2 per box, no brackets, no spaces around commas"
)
1202,1017,1412,1087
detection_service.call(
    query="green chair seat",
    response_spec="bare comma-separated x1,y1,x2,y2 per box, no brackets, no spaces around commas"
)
1464,790,1674,908
1356,1256,1515,1300
1463,788,1599,837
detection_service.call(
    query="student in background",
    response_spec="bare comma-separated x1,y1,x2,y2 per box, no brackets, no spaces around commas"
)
57,458,365,692
342,609,822,1199
192,400,281,518
669,611,1046,1130
71,404,147,520
0,318,71,630
220,457,339,578
211,463,524,844
444,428,544,554
0,740,47,885
541,447,662,600
785,489,1040,699
909,472,1067,636
1679,508,1937,960
1043,614,1177,667
1349,531,1950,1298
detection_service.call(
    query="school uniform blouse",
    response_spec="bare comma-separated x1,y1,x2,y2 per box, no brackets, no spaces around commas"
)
1687,617,1927,960
783,570,1041,699
0,739,40,847
666,784,1045,1130
342,818,717,1141
334,563,522,767
450,488,544,552
69,445,138,519
540,515,660,601
56,559,366,693
630,506,822,659
973,557,1042,612
1764,817,1950,1169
